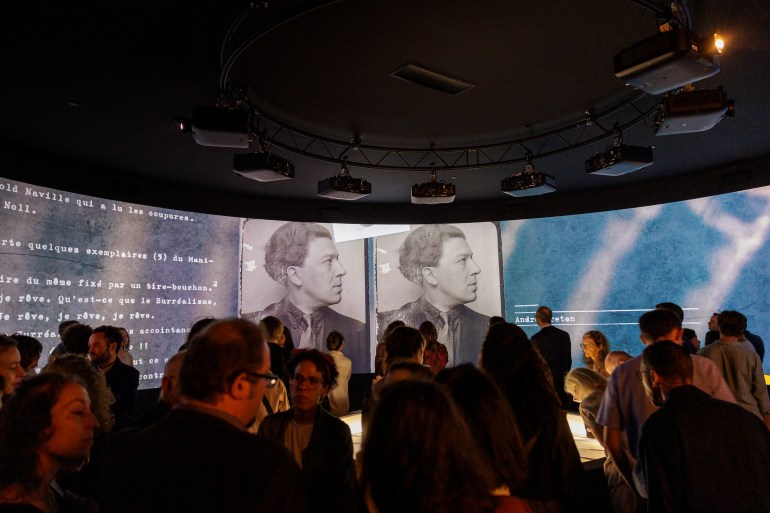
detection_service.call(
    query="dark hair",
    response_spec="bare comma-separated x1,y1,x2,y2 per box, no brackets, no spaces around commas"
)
480,322,560,441
264,222,332,286
386,361,434,382
0,373,86,494
399,224,465,286
92,325,122,352
261,316,283,340
43,354,116,433
282,325,295,352
581,330,610,371
58,320,79,337
385,326,425,369
436,364,528,494
639,309,681,341
381,320,405,344
642,340,693,381
62,324,93,355
326,331,344,351
418,321,438,344
10,334,43,371
181,317,217,350
655,302,684,321
535,306,552,323
0,334,17,356
717,310,747,337
361,380,497,513
180,319,266,402
488,316,506,327
288,349,338,389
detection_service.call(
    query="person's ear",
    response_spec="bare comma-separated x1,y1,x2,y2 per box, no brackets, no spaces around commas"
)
650,369,662,387
229,373,251,400
286,266,303,287
422,267,439,286
160,375,172,396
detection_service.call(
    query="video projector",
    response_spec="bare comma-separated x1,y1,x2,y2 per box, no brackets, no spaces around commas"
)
233,152,295,182
585,145,653,176
501,172,556,197
655,88,733,135
317,175,372,200
411,181,456,205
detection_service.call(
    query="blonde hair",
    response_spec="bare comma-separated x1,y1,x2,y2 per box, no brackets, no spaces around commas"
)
564,367,607,402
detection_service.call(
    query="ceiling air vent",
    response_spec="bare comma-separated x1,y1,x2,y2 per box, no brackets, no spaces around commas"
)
390,63,475,96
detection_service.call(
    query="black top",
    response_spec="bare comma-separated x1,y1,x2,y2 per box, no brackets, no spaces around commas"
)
102,357,140,431
531,325,573,408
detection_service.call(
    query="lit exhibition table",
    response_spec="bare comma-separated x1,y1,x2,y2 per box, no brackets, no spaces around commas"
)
341,411,605,467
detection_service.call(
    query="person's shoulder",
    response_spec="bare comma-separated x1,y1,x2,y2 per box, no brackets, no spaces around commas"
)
455,304,490,323
319,307,365,331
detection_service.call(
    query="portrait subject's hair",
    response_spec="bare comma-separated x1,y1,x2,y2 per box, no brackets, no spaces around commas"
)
717,310,747,337
398,224,466,286
180,318,266,403
643,340,693,381
264,222,333,286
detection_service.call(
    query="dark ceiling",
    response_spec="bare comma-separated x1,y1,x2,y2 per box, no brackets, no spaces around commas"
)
1,0,769,223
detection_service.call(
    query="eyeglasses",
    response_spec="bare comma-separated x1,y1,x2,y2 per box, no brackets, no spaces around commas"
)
291,374,323,388
242,371,279,388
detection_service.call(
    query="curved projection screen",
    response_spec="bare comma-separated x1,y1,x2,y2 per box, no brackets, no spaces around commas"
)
1,177,768,389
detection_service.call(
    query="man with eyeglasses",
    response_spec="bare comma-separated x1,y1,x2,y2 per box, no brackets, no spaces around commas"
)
99,318,308,513
596,308,735,512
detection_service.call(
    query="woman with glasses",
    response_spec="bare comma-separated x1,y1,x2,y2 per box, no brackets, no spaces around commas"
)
581,330,611,377
258,349,355,513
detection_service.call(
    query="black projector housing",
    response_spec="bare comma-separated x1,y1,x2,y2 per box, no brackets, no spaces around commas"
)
233,152,295,181
586,145,653,176
318,175,371,200
192,105,250,148
501,173,556,197
411,182,456,204
614,28,719,95
655,88,732,135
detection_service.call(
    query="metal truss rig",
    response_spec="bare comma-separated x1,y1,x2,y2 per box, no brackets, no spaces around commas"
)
218,0,663,172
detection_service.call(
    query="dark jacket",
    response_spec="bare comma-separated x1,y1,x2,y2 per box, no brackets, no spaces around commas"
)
531,325,573,408
259,407,355,513
102,357,139,431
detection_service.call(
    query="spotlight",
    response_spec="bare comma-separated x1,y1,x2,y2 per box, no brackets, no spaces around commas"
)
317,159,371,200
714,33,725,54
411,167,455,204
614,27,720,95
191,105,249,148
585,133,653,176
233,152,294,181
175,117,192,134
655,87,735,136
501,158,556,197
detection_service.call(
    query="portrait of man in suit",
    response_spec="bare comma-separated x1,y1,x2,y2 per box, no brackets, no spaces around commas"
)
376,223,502,366
240,221,369,373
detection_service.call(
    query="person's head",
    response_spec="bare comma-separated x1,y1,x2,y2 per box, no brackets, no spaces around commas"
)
641,340,693,406
534,306,552,326
260,316,284,342
42,354,116,434
384,326,426,371
0,336,25,395
11,334,43,373
117,328,130,351
655,302,685,322
605,350,632,375
326,331,344,352
639,308,682,345
58,320,79,338
287,349,338,414
480,322,559,440
0,373,99,495
160,351,186,406
62,323,93,355
436,364,527,494
708,312,720,331
564,367,607,402
180,319,270,425
180,317,217,351
488,316,505,327
581,330,610,364
380,320,405,344
383,361,434,387
418,321,438,345
717,310,746,337
399,225,480,309
88,326,122,366
361,380,497,513
264,222,346,310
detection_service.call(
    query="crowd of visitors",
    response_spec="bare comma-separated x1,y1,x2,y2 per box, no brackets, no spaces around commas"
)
0,301,768,513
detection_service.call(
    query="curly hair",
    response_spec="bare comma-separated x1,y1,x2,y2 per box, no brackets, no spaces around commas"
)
264,222,332,286
0,373,86,494
480,322,560,442
361,380,497,513
398,224,465,286
42,354,116,433
287,349,339,389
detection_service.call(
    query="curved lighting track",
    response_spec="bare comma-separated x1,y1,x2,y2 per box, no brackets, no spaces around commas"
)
219,0,665,171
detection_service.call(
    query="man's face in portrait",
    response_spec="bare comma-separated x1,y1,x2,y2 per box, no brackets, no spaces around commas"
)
290,236,346,309
426,237,481,307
